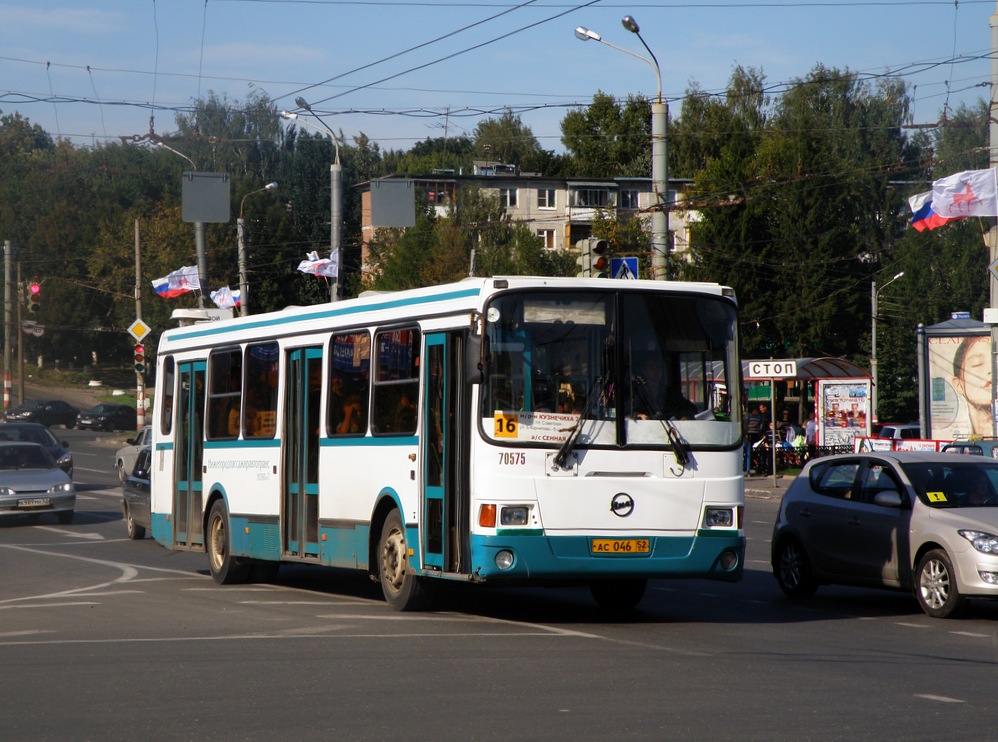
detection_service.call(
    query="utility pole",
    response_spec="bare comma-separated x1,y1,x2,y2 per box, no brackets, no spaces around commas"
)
16,262,23,405
989,3,998,437
135,220,145,430
3,240,11,412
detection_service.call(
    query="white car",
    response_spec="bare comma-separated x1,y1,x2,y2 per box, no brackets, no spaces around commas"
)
115,426,151,482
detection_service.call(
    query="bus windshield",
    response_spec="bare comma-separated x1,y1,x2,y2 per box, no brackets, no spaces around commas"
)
482,288,741,448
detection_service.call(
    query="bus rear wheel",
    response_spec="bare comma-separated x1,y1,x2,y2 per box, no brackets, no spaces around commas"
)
590,579,647,611
378,510,434,611
207,499,249,585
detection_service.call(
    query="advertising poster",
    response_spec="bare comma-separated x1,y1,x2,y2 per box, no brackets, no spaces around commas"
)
817,381,870,448
927,333,990,440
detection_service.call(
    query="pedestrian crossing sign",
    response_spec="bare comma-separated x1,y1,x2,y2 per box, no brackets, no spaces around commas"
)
610,257,639,280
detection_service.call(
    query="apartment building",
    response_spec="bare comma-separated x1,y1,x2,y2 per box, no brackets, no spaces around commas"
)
357,162,693,275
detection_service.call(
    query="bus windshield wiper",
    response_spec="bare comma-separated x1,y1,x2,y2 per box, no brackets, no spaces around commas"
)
553,375,605,469
664,418,690,468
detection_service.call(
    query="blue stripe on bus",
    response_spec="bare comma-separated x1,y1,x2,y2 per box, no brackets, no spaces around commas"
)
156,437,417,451
203,438,282,450
321,436,418,447
166,286,482,343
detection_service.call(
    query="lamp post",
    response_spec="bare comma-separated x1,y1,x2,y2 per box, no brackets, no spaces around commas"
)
871,271,904,425
237,182,278,317
282,100,343,302
575,16,669,280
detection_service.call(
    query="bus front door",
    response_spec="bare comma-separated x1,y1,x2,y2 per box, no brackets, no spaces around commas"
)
421,332,469,574
174,361,206,549
283,347,322,559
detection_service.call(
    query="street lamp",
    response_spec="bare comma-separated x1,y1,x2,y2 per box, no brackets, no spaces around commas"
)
237,182,278,317
871,271,905,425
575,16,669,280
282,99,343,302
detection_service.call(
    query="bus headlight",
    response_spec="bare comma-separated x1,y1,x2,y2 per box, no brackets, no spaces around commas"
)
495,550,515,570
500,506,529,526
704,508,733,528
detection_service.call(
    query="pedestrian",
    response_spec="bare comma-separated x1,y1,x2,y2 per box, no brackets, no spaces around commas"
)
744,404,761,472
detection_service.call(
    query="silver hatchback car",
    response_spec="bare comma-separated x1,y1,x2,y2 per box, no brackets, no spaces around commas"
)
772,451,998,618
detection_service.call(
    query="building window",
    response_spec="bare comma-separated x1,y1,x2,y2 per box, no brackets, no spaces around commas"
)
573,188,610,208
537,189,556,209
537,229,556,249
620,190,640,210
499,188,518,208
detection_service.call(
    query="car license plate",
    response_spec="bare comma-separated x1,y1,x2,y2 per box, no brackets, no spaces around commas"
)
17,497,51,508
591,538,650,554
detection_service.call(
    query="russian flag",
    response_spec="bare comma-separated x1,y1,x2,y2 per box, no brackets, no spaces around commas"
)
908,190,958,232
151,266,200,298
152,276,191,298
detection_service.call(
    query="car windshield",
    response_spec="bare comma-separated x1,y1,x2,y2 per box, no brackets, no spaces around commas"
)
88,405,113,413
0,445,54,470
903,460,998,508
0,427,58,446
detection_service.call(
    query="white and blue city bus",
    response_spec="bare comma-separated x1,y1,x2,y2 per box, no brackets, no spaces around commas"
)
150,276,744,610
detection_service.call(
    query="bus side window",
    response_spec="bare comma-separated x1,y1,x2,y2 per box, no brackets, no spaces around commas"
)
160,356,175,435
372,328,420,436
245,342,279,438
328,332,371,436
207,349,242,440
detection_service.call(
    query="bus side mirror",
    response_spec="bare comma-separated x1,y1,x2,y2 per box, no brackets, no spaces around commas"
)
465,335,483,385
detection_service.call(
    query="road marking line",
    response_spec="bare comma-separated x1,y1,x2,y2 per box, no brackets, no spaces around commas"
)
915,693,965,704
32,526,104,540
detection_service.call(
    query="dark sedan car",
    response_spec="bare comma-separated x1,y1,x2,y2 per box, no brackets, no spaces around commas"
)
773,451,998,618
0,422,73,477
121,446,151,539
76,403,136,432
5,399,79,428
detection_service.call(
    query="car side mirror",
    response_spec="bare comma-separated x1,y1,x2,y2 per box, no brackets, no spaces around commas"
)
126,437,137,445
873,490,903,508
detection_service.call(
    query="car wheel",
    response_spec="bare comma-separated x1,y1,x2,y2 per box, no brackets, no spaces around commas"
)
124,505,146,540
378,509,434,611
64,420,74,430
206,499,249,585
774,537,818,599
117,461,128,483
916,549,966,618
590,579,647,611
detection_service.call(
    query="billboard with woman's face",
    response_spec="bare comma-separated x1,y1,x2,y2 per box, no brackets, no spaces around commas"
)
928,333,993,440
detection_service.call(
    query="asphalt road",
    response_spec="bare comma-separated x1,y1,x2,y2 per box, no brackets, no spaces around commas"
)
2,440,997,740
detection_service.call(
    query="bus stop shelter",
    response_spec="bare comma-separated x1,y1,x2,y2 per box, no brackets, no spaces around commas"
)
743,357,871,448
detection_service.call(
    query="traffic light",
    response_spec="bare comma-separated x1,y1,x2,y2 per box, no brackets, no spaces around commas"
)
27,282,41,313
134,344,145,374
575,237,609,278
575,239,590,277
588,238,608,278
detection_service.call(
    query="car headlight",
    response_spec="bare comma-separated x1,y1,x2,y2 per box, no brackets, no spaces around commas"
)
959,529,998,555
47,482,73,495
0,486,12,497
57,452,72,466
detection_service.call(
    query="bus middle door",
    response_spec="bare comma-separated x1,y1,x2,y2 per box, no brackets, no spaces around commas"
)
421,332,469,574
283,347,322,559
174,360,206,549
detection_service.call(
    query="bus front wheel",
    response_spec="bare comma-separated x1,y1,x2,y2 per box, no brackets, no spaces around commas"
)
378,510,434,611
207,499,249,585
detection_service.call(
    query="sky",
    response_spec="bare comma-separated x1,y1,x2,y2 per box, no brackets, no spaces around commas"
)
0,0,995,154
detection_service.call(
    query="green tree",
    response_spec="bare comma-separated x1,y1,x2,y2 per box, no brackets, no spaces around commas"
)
560,92,652,177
